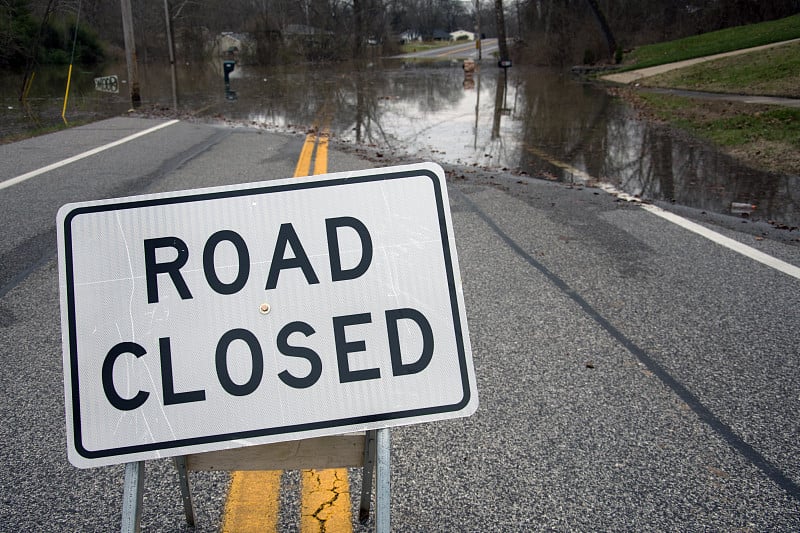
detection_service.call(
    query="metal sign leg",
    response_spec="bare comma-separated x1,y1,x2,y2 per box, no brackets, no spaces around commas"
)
119,432,389,530
359,430,377,523
121,461,145,533
376,428,391,533
173,456,196,527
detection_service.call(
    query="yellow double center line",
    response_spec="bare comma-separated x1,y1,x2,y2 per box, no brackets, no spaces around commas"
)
294,128,330,177
221,125,354,532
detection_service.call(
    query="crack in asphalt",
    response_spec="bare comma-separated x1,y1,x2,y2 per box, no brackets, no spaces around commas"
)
303,469,350,532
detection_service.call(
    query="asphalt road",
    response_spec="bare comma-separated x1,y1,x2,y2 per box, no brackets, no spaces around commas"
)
1,117,799,531
393,38,499,60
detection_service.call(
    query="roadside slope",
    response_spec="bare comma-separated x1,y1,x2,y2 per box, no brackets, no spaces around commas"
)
599,31,800,177
601,38,800,85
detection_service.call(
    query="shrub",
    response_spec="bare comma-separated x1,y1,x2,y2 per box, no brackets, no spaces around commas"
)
0,0,38,67
43,18,105,65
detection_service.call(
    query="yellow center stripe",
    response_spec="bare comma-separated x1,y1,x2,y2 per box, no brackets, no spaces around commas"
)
298,125,352,533
294,132,317,177
221,125,353,533
221,471,281,532
300,468,353,532
294,128,330,177
314,132,329,175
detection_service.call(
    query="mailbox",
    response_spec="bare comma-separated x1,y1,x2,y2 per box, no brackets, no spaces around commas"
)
223,60,235,82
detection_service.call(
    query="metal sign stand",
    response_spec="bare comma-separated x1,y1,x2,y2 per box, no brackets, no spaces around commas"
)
120,429,390,532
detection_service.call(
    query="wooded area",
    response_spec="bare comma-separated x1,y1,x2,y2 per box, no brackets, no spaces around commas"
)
2,0,799,68
519,0,800,65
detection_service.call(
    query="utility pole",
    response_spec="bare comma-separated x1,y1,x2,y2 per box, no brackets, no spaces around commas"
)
120,0,141,108
164,0,178,109
495,0,509,63
474,0,482,60
354,0,364,59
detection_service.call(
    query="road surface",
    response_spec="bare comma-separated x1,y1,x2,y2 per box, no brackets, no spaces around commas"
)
1,117,799,531
393,38,499,60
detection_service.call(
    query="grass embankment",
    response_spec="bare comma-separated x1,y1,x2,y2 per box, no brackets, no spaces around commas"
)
641,41,800,98
0,116,96,145
616,14,800,175
620,13,800,70
630,93,800,175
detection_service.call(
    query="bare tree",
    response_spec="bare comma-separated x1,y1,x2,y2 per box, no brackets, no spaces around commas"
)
585,0,616,61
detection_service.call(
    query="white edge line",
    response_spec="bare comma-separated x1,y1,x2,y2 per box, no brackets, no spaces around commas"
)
580,170,799,282
0,119,180,191
531,143,800,280
534,146,800,280
641,203,800,280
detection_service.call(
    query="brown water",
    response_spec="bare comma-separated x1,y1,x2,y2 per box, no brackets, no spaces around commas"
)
2,59,797,227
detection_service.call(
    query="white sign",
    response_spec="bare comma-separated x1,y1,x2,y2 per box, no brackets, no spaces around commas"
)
93,75,119,94
57,163,477,468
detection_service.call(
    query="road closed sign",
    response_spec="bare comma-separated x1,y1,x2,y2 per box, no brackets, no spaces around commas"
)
57,162,477,468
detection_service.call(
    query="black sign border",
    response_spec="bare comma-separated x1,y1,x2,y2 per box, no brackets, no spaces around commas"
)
61,168,472,461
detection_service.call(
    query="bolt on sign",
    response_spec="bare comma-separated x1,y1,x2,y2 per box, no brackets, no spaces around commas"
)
57,163,478,468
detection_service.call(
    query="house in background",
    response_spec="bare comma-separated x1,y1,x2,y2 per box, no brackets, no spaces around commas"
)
399,30,422,44
211,32,254,57
431,29,451,41
450,29,475,41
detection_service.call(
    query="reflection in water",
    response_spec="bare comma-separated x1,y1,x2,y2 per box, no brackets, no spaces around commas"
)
587,100,799,227
1,60,797,226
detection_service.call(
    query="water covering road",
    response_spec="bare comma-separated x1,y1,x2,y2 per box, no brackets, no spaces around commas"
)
2,55,797,228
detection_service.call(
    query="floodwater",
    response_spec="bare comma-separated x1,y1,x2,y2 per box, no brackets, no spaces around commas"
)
2,59,798,227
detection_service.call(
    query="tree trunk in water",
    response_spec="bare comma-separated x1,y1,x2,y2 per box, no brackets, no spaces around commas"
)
585,0,617,61
495,0,509,61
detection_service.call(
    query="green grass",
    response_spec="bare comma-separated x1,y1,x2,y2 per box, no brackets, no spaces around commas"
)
0,117,95,145
641,41,800,98
639,93,800,141
0,123,67,144
608,14,800,176
700,108,800,148
398,41,453,54
622,13,800,70
636,93,698,131
634,92,800,174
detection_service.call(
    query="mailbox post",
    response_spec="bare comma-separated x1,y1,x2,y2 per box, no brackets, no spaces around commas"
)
223,48,237,100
